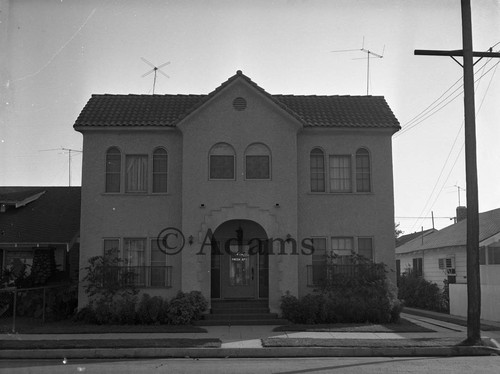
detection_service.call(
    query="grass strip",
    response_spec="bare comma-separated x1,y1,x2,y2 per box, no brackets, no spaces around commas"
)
0,338,221,350
262,337,463,348
273,318,434,333
0,318,207,334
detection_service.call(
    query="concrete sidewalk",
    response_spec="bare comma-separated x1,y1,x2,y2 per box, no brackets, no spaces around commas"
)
1,312,499,358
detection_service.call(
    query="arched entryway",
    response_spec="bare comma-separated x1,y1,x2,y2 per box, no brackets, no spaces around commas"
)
210,219,269,299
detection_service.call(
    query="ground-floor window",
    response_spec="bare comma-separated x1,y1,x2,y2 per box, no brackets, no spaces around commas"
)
412,257,423,277
101,238,171,288
309,235,375,286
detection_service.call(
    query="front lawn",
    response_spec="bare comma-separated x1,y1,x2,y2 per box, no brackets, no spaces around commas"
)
0,317,206,334
273,317,434,333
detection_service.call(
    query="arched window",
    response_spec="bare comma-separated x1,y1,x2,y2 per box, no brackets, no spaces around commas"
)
310,148,325,192
152,148,168,193
105,147,121,193
356,148,371,192
209,143,235,180
245,143,271,180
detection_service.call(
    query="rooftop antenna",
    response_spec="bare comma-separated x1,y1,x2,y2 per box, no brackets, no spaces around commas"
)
39,148,82,186
331,37,384,95
141,58,170,94
454,184,466,206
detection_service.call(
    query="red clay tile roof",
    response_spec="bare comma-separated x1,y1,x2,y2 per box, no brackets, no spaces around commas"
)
0,187,81,244
74,71,400,130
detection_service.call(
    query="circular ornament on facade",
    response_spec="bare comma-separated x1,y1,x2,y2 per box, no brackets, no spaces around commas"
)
232,97,247,111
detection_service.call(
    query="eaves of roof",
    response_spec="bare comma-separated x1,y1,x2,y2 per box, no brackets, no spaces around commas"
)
74,71,400,131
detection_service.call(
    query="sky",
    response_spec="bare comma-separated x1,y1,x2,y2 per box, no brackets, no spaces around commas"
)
1,0,499,235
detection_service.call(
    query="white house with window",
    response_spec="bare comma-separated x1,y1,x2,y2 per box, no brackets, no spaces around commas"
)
395,207,500,322
74,70,400,316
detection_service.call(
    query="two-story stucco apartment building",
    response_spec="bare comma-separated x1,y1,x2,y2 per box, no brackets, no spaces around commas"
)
73,71,400,314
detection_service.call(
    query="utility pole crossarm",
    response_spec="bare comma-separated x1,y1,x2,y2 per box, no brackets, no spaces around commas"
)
414,49,500,58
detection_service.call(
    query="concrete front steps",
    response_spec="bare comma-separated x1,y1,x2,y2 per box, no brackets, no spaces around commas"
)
195,299,289,326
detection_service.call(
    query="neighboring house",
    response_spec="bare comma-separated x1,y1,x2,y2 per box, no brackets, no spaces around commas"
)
395,207,500,322
73,70,400,313
0,187,81,283
395,228,438,280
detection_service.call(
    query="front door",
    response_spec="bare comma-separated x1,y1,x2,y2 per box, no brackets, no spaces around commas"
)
220,244,258,298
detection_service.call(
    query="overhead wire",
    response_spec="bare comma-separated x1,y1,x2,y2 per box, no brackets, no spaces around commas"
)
408,52,499,231
395,54,499,138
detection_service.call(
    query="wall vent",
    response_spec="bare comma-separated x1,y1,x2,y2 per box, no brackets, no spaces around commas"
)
232,97,247,111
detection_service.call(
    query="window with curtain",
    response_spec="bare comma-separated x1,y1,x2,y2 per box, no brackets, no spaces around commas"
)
356,148,371,192
152,148,168,193
126,155,148,193
310,148,325,192
105,147,121,193
245,143,270,179
123,238,146,267
331,237,354,264
329,155,352,192
209,143,235,180
123,238,146,286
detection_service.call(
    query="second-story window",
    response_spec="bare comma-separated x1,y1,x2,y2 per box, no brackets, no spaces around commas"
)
126,155,148,193
329,155,352,192
310,148,325,192
245,143,271,180
209,143,235,180
105,147,121,193
152,148,168,193
356,148,371,192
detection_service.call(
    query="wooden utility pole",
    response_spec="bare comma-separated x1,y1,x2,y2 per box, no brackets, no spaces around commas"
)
415,0,500,344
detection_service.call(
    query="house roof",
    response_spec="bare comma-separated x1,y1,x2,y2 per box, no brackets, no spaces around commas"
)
0,187,81,245
74,71,400,130
396,228,438,247
396,208,500,254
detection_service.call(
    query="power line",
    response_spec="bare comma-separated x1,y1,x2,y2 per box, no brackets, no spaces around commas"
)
395,49,500,138
408,53,498,231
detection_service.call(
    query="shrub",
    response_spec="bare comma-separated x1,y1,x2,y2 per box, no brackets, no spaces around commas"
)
186,291,208,320
166,291,208,325
137,294,165,324
280,257,401,324
398,270,449,313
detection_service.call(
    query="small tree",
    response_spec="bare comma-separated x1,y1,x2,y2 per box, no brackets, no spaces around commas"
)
82,248,138,302
80,249,139,324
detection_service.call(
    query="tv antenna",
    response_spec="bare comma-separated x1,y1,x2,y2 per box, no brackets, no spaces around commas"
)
331,37,384,95
39,148,82,186
141,57,170,94
454,184,466,206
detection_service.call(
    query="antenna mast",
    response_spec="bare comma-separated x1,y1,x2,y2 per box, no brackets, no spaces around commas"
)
331,37,384,95
454,184,466,206
39,148,82,186
141,58,170,94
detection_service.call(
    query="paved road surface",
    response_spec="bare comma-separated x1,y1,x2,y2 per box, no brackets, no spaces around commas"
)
1,356,499,373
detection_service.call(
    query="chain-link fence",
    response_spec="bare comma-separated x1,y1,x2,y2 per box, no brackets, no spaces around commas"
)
0,283,77,333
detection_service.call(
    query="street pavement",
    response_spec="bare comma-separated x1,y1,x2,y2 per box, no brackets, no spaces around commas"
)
1,310,499,359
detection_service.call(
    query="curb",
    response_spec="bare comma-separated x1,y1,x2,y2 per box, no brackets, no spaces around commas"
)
1,346,499,359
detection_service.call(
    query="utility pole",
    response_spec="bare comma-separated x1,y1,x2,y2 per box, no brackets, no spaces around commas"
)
415,0,500,345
